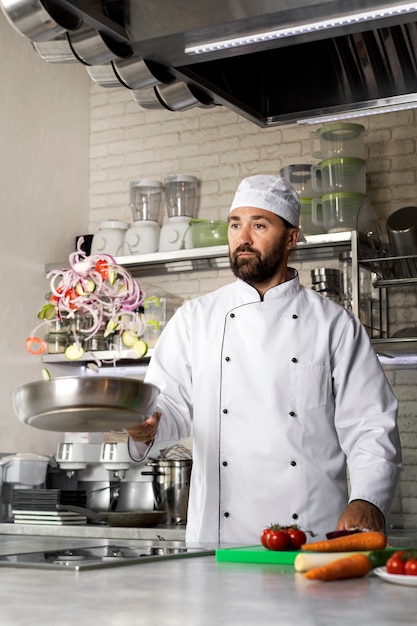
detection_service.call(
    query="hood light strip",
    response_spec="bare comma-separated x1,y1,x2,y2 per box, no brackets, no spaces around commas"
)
185,2,417,55
297,94,417,124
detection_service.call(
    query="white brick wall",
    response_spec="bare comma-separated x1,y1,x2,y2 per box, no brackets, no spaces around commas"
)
89,84,417,531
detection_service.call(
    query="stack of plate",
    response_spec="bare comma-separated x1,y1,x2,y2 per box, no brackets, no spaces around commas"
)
12,489,88,525
311,268,342,303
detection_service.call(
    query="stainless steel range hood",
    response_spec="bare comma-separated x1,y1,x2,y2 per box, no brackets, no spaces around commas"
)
6,0,417,126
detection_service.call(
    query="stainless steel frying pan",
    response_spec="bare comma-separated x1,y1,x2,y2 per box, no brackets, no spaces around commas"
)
12,376,159,432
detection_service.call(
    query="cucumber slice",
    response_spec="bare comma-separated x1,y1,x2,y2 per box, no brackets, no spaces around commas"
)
75,279,96,296
104,319,119,338
121,330,138,348
108,268,117,285
65,343,85,361
37,303,56,320
132,339,148,358
41,368,51,380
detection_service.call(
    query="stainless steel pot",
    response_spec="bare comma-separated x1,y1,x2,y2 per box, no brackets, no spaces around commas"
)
0,0,81,42
117,481,155,511
155,82,214,111
142,459,192,524
131,86,166,110
86,63,120,88
11,376,160,432
32,34,78,63
387,206,417,278
67,24,131,66
113,56,174,90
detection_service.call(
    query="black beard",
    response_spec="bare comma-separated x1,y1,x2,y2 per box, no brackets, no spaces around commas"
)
230,235,287,284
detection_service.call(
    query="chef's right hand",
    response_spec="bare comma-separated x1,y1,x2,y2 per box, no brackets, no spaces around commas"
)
125,411,161,444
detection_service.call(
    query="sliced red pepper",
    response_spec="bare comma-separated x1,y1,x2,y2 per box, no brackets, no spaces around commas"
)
95,259,109,280
26,336,47,355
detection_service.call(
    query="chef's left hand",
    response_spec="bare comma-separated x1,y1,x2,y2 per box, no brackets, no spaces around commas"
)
336,499,385,532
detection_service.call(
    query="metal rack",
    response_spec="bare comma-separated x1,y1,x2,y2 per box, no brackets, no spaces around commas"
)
44,232,417,362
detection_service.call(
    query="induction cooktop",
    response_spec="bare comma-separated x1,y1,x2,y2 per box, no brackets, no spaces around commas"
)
0,544,214,571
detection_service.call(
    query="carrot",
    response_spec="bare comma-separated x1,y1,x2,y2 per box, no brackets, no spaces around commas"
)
301,531,387,552
304,553,371,581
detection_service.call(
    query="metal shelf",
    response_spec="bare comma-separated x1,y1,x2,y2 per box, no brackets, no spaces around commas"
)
45,233,355,275
44,231,417,361
42,349,153,365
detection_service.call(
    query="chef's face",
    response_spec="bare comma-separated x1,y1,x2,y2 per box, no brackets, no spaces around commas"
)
228,207,299,285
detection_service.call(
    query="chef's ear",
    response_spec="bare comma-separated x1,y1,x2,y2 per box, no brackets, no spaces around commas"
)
286,228,299,250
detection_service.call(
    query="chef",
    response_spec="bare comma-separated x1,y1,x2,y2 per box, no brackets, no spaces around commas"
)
126,174,402,546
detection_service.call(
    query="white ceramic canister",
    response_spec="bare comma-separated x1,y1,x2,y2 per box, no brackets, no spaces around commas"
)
90,220,129,256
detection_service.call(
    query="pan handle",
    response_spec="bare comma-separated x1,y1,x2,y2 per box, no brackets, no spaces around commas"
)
141,470,164,476
57,504,105,524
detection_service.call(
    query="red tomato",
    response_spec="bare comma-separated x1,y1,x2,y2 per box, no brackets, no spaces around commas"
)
386,554,406,575
284,528,307,550
405,559,417,576
266,530,290,551
260,528,271,549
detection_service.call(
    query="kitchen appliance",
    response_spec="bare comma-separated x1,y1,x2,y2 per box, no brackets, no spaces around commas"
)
56,442,102,475
159,175,198,252
100,441,132,479
5,1,417,126
0,453,50,523
0,543,214,570
142,459,192,524
125,179,163,254
90,220,129,256
11,376,160,432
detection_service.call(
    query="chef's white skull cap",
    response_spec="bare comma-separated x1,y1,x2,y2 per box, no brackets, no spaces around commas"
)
229,174,306,242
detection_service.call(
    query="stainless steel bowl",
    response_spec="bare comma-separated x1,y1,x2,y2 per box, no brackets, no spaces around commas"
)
12,376,159,432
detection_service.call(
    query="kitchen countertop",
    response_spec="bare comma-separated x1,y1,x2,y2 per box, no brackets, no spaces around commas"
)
1,528,417,625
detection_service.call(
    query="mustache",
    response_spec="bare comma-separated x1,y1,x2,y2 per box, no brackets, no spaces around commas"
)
233,244,260,255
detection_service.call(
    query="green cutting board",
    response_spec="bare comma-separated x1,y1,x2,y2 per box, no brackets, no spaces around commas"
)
216,545,400,565
216,545,300,564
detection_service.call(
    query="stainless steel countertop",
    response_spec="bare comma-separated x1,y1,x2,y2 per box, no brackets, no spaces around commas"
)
0,532,417,626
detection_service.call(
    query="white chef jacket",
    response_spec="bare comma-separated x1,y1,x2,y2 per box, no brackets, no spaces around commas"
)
130,269,402,545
